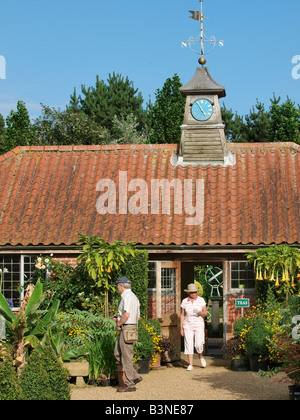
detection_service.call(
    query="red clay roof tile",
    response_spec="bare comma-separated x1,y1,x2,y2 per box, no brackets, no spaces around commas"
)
0,143,299,247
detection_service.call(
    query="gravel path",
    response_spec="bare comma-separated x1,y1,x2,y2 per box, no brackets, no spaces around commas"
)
71,356,289,401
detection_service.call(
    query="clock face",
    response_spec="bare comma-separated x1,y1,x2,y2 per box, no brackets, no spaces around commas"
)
191,99,213,122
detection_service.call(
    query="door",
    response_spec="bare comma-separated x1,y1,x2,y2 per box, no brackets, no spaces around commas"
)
148,261,181,356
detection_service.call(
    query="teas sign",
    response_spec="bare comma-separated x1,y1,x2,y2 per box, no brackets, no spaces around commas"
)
235,299,250,308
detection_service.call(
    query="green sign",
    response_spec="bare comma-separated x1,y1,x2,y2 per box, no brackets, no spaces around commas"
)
235,299,250,308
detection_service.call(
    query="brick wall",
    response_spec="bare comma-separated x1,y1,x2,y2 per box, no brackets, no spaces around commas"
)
147,294,176,319
53,255,163,320
52,256,78,267
226,294,256,339
52,255,257,340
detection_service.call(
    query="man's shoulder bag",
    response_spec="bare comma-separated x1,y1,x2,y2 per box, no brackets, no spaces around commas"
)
122,325,138,344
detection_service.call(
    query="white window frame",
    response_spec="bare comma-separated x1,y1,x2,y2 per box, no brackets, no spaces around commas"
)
230,260,256,293
148,261,180,318
0,254,37,311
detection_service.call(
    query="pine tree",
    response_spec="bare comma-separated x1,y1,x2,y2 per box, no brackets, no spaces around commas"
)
221,104,247,142
148,74,185,144
75,72,146,137
0,113,5,153
5,101,35,152
244,100,271,143
269,95,300,144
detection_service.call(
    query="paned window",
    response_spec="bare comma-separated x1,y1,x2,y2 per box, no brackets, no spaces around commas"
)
147,262,177,315
0,255,37,310
231,261,255,290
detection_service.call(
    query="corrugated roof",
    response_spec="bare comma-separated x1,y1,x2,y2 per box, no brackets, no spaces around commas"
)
0,142,299,247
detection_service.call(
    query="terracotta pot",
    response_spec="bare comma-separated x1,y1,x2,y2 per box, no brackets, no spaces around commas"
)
150,353,162,369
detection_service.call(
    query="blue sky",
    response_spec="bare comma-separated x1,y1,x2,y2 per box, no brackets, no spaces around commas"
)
0,0,299,121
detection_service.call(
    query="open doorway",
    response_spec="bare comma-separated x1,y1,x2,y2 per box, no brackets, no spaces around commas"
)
181,262,224,353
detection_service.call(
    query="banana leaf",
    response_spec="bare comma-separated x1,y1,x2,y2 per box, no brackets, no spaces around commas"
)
24,280,43,316
30,299,60,337
0,292,16,322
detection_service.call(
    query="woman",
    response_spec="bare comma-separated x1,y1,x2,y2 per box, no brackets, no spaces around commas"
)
180,283,208,371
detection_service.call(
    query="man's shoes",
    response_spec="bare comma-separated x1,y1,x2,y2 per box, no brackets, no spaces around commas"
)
117,386,136,393
134,376,143,384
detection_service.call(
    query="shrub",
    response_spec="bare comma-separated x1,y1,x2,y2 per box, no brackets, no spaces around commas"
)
87,319,117,381
19,349,54,400
133,320,154,361
40,341,70,400
19,344,70,400
121,250,149,318
276,334,300,385
234,286,286,362
0,343,22,400
222,337,244,358
244,317,269,358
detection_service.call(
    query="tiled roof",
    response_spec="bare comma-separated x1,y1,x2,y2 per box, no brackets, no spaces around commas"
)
0,142,299,247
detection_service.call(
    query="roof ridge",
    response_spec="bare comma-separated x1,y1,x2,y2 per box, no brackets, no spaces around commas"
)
228,142,300,152
0,142,299,162
2,144,178,154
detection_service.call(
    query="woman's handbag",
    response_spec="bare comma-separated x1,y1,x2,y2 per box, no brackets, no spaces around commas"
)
122,325,138,343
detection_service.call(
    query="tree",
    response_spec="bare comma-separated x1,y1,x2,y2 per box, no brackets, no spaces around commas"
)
148,74,185,144
0,280,59,376
222,96,300,144
34,105,109,145
221,104,247,142
77,234,136,318
0,113,5,152
4,101,35,152
73,73,147,137
110,113,147,145
269,95,300,144
244,100,271,143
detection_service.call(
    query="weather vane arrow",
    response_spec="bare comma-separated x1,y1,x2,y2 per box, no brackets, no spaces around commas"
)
182,0,224,65
188,10,203,22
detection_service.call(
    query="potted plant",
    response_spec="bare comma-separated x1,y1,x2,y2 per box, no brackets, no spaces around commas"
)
222,337,249,371
244,317,269,371
159,335,176,364
276,334,300,400
133,320,154,374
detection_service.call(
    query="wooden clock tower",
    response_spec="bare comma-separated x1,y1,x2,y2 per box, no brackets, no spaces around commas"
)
179,66,229,165
178,0,233,167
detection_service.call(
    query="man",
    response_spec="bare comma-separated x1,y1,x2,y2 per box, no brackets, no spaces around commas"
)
113,277,142,392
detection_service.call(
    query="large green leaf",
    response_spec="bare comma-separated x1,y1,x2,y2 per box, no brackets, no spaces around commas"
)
0,292,16,322
24,334,39,348
31,300,60,337
24,281,43,316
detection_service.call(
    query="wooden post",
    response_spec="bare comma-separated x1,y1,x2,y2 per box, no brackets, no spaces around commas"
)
156,262,162,319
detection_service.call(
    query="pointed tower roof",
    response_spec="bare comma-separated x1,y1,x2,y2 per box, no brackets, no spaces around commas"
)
180,66,226,98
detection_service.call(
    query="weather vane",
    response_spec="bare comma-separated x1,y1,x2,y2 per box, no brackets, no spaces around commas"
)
182,0,223,66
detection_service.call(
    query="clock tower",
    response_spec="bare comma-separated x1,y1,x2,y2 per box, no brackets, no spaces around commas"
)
178,0,234,167
179,66,229,165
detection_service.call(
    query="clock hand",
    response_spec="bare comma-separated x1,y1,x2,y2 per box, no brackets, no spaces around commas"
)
197,102,206,116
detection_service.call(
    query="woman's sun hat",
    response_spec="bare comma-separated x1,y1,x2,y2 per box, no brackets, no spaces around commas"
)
184,283,200,294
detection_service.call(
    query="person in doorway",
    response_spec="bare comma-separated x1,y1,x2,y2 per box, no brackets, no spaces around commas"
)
113,277,142,392
180,283,208,371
